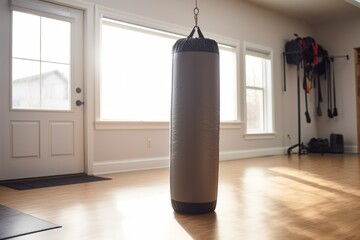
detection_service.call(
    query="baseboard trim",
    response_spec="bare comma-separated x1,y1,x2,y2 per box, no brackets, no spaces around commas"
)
219,147,286,161
93,147,286,175
93,156,169,175
345,145,358,154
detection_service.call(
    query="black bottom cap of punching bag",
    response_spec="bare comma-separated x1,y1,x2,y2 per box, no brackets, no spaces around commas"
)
171,200,217,214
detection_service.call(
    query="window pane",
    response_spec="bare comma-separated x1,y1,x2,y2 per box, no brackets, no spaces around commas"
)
245,47,273,134
220,47,237,121
41,17,71,64
245,55,264,88
12,59,41,109
246,88,264,132
41,62,70,110
12,11,40,60
12,11,72,111
100,19,239,122
101,22,175,121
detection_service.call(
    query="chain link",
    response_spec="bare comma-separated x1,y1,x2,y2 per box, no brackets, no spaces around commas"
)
193,0,199,27
193,7,199,26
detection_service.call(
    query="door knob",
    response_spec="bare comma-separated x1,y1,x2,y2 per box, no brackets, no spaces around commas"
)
76,100,84,106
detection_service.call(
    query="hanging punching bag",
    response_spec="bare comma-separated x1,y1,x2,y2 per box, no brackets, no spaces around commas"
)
170,26,220,214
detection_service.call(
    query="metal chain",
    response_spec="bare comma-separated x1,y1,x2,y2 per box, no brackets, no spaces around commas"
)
193,0,199,27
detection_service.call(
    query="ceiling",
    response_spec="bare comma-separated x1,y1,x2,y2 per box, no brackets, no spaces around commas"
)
241,0,360,25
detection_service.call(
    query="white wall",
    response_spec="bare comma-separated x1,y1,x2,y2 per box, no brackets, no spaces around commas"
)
86,0,316,173
0,0,318,175
315,18,360,151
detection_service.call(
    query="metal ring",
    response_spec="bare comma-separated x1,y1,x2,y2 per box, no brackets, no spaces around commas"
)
193,7,199,16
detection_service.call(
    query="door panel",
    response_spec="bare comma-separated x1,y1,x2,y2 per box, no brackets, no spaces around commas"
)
50,121,74,156
11,121,40,158
0,0,84,180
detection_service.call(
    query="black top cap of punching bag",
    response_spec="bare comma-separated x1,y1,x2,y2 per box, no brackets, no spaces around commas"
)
173,26,219,54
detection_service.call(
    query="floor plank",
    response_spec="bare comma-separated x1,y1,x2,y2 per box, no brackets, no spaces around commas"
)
1,154,360,239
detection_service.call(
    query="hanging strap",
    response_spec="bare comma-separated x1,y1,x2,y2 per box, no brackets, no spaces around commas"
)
327,60,333,118
187,26,205,40
303,69,311,123
332,58,338,117
316,74,322,116
305,91,311,123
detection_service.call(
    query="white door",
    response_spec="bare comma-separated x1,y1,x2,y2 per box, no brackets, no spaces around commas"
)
0,0,84,180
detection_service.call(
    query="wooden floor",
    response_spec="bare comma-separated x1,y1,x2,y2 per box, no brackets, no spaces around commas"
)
1,154,360,239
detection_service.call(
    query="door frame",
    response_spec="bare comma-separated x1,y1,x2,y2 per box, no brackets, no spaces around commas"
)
45,0,95,175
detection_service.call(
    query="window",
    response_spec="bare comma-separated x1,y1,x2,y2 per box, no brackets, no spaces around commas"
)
100,18,177,121
245,44,273,134
219,45,238,122
99,17,238,124
12,10,71,110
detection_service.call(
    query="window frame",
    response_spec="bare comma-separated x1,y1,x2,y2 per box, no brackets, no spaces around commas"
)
95,6,241,130
243,41,275,138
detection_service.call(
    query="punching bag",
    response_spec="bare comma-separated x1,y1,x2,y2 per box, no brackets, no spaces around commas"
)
170,26,220,214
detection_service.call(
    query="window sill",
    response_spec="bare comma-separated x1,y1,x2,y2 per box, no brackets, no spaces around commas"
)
95,121,169,130
221,121,242,129
95,120,242,130
244,132,276,140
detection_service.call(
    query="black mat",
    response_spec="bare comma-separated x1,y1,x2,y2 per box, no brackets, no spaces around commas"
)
0,204,61,239
0,174,111,190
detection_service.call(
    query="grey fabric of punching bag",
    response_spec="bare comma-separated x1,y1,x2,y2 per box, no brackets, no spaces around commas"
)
170,28,220,214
